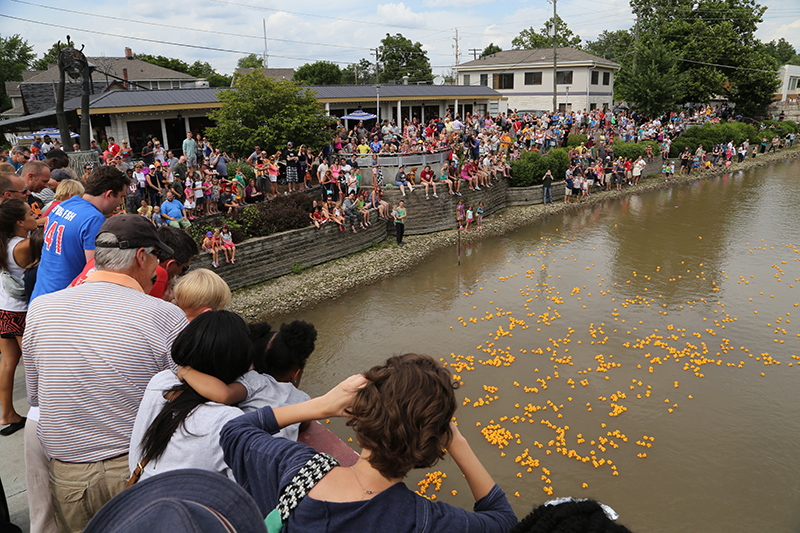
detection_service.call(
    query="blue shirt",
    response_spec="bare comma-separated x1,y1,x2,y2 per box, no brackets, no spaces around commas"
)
31,196,105,301
220,408,517,532
161,198,185,221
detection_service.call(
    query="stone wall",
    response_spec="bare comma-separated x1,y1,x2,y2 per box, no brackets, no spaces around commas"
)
196,217,387,290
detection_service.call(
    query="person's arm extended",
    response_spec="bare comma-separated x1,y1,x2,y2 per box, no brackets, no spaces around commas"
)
178,366,247,404
448,422,495,501
273,374,366,429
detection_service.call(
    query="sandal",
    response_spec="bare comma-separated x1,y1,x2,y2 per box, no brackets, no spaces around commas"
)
1,417,26,437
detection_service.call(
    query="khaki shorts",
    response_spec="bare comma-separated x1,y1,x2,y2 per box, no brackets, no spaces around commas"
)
49,454,129,532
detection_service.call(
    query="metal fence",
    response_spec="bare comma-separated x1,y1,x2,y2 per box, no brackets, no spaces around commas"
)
331,148,452,170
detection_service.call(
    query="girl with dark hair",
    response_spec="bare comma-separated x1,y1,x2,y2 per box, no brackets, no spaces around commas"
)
0,199,38,436
179,320,317,441
127,310,253,481
510,498,632,533
220,354,516,532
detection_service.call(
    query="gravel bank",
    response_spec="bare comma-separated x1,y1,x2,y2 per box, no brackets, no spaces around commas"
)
229,146,800,321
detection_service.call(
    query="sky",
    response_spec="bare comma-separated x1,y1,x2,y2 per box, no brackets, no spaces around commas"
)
2,0,799,78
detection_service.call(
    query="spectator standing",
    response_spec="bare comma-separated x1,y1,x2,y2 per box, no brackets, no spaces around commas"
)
542,169,553,205
182,132,197,170
141,140,155,166
23,215,188,532
285,142,299,194
394,199,406,247
0,173,31,203
30,166,129,301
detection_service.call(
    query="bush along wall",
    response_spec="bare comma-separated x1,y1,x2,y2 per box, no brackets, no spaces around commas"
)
669,121,765,157
189,193,314,245
510,148,569,186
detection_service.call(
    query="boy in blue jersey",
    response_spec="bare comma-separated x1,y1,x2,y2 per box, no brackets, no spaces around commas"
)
30,166,130,301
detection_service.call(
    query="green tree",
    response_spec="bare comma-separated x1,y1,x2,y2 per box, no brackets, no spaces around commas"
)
763,38,796,65
585,30,633,65
31,39,72,71
205,71,335,156
0,34,35,112
237,53,264,69
294,61,343,85
378,34,433,84
341,58,376,85
135,54,231,87
619,36,682,118
511,15,581,50
481,43,502,58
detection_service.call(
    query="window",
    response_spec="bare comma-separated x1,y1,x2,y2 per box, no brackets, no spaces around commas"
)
494,73,514,90
524,72,542,85
556,71,573,85
590,103,597,111
591,71,599,85
172,81,182,89
603,72,610,86
789,77,799,91
463,74,471,86
480,74,488,86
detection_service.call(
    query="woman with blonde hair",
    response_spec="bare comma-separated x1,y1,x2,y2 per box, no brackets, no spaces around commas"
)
42,179,85,217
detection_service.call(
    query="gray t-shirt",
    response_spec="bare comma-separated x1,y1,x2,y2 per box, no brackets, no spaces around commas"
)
129,371,243,482
237,370,310,441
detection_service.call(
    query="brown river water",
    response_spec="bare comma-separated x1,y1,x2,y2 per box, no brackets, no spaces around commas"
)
275,157,800,532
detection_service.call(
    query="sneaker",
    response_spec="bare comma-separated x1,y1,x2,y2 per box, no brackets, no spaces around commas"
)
433,193,438,198
426,194,430,200
402,192,406,197
474,186,481,191
456,192,462,196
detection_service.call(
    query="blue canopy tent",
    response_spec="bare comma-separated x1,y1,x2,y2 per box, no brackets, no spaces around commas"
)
19,128,80,141
341,110,377,121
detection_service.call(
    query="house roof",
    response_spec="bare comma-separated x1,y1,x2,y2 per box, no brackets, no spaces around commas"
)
5,82,20,98
0,103,25,117
22,57,197,84
235,68,294,81
456,48,619,70
62,88,224,113
306,84,502,101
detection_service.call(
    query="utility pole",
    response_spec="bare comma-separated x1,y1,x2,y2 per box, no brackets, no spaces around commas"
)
550,0,558,113
633,12,640,71
268,19,269,70
372,48,381,122
469,48,481,60
453,29,461,66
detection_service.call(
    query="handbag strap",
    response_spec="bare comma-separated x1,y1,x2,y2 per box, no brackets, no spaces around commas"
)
276,452,339,521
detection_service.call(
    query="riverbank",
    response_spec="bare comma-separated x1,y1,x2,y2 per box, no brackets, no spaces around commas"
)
229,145,800,321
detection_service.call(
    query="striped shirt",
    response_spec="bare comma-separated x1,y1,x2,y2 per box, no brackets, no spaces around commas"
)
22,271,188,463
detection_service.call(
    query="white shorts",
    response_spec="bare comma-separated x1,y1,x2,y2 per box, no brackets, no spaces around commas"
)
564,188,572,196
184,199,195,209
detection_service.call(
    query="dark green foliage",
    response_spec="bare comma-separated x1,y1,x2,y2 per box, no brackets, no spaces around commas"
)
189,194,314,245
206,72,335,156
481,43,502,58
512,15,581,49
669,121,760,156
295,61,343,86
378,34,433,84
238,54,264,70
0,34,35,112
31,40,66,71
226,162,255,182
510,148,569,187
566,135,588,147
610,140,660,160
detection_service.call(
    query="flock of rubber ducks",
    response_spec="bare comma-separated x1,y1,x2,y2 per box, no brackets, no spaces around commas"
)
414,233,799,502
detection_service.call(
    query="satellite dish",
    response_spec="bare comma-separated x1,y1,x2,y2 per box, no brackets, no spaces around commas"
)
434,76,445,85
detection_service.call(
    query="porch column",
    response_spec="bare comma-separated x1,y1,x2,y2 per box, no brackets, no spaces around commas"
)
160,119,168,150
397,100,402,125
325,102,330,115
344,108,348,130
184,116,191,134
454,99,459,118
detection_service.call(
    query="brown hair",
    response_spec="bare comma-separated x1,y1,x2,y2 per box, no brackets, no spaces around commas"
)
84,165,130,196
346,354,458,479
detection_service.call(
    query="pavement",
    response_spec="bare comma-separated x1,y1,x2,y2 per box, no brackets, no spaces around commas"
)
1,363,30,532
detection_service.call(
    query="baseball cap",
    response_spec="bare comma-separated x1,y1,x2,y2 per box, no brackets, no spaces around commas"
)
287,141,293,146
50,168,72,182
95,215,174,255
85,469,266,533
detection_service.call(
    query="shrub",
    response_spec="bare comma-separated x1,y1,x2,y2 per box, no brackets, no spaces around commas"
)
510,148,569,187
227,161,255,182
757,120,798,140
670,121,760,156
566,134,588,147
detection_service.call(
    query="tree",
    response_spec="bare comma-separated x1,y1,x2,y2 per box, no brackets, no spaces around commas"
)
511,16,581,50
585,30,633,65
237,53,264,70
619,35,682,118
763,38,796,65
294,61,343,85
0,34,35,112
481,43,502,58
205,71,335,156
378,34,433,84
341,58,376,85
135,54,231,87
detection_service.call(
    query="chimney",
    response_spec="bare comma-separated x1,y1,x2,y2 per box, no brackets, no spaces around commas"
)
122,68,129,90
125,47,133,60
402,75,409,85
